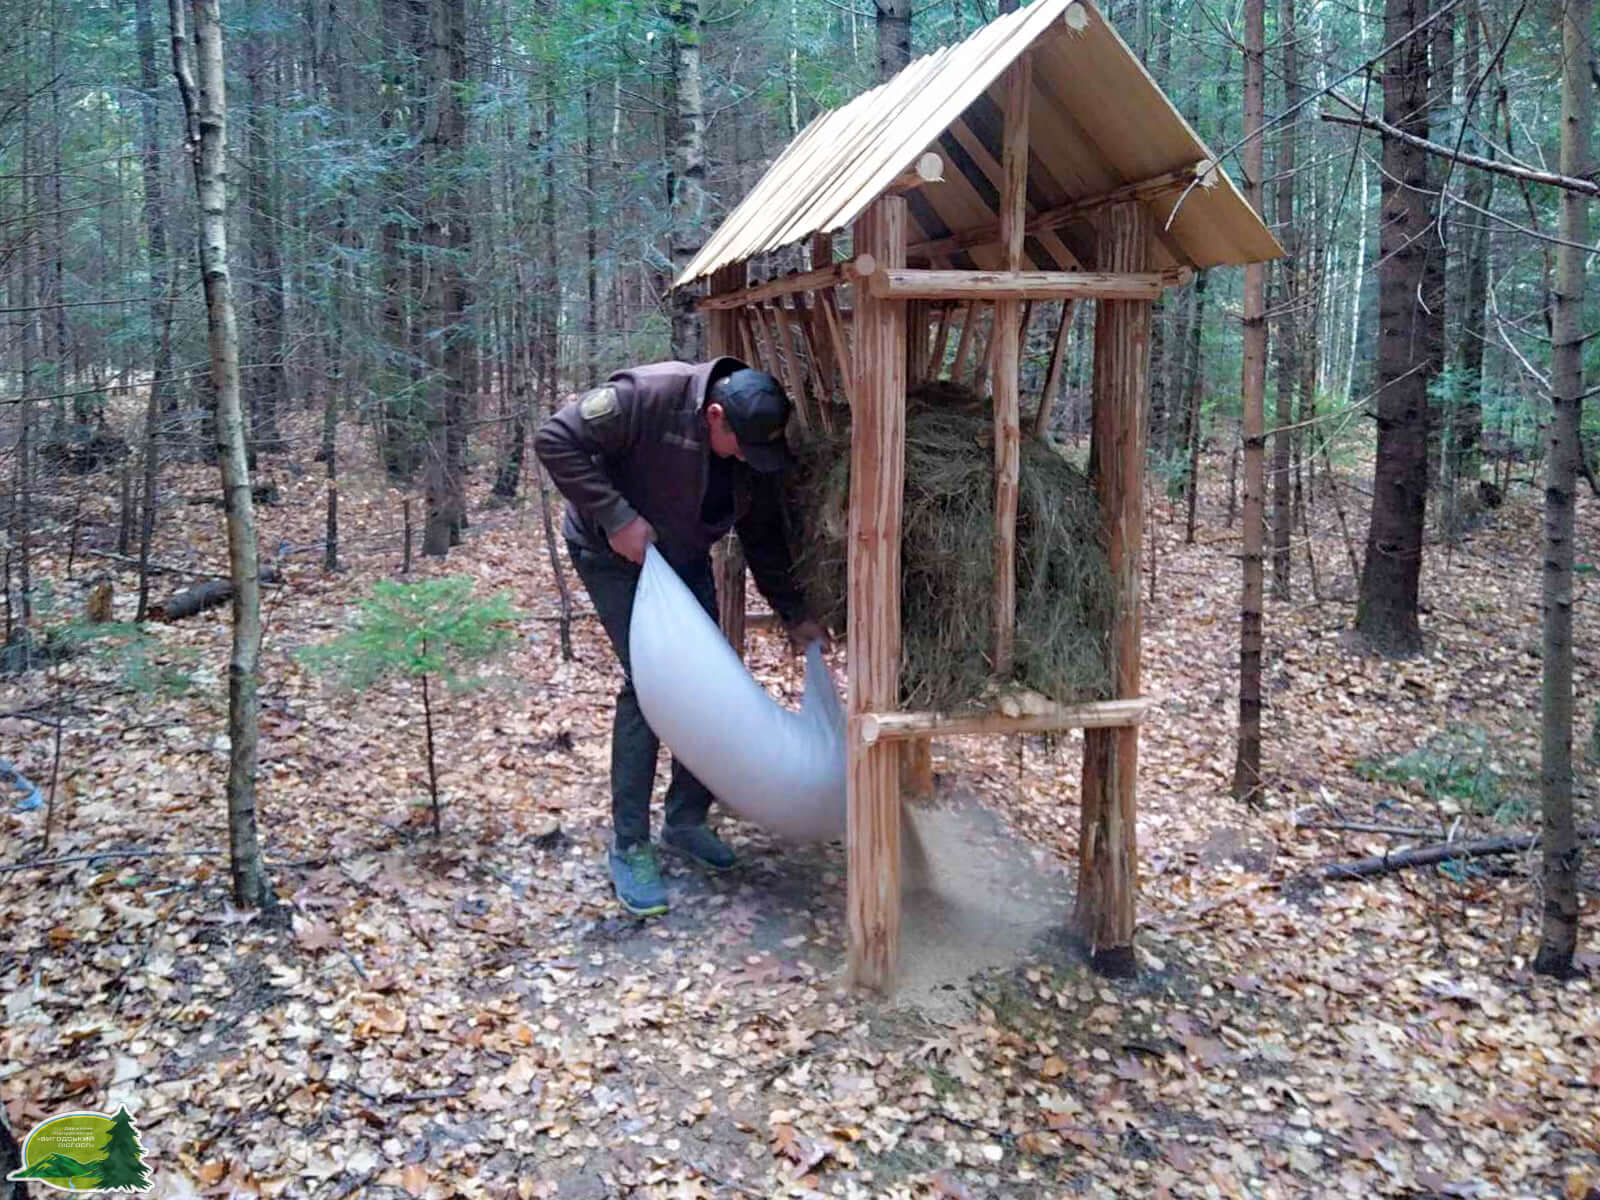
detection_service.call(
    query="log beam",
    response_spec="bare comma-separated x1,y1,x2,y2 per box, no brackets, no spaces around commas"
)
864,268,1187,301
906,163,1211,261
697,263,844,311
885,151,946,194
858,698,1150,743
847,194,907,994
1077,201,1151,979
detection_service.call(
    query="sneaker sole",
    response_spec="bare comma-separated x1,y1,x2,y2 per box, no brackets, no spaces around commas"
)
661,840,737,874
615,893,668,917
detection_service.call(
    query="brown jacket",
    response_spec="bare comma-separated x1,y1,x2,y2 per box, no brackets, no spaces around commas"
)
534,357,807,622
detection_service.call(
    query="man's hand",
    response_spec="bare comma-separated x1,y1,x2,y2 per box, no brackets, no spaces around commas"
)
608,516,655,565
785,618,828,654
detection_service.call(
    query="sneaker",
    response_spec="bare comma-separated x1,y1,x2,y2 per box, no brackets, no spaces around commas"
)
661,823,737,872
609,843,668,917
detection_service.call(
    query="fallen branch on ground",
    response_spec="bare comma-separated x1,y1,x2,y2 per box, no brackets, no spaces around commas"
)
1318,831,1600,880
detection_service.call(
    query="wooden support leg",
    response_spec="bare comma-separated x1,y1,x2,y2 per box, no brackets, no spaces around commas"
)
993,55,1029,678
1076,200,1150,979
714,536,747,657
848,194,907,994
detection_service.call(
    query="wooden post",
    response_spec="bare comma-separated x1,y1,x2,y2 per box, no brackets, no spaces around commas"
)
897,287,935,820
993,55,1029,677
708,262,749,658
1076,200,1150,978
847,194,907,993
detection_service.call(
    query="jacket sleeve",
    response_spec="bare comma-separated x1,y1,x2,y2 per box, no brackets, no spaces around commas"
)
533,380,641,537
736,471,808,625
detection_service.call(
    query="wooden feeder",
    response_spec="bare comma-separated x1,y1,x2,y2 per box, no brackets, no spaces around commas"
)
675,0,1281,992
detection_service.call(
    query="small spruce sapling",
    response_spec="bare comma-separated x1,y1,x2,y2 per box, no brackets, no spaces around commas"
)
301,577,521,835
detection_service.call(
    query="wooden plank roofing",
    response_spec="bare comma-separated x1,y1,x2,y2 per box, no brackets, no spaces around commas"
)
676,0,1282,287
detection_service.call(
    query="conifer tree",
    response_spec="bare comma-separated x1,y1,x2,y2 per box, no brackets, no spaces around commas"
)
95,1107,150,1192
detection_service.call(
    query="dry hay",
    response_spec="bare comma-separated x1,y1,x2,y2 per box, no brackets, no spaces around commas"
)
790,381,1113,712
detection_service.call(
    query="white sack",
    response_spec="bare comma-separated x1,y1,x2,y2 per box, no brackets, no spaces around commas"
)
630,545,846,842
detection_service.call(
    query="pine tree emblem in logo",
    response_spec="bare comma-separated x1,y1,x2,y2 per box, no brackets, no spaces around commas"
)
6,1107,152,1193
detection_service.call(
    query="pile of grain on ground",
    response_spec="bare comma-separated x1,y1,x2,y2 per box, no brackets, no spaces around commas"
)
790,382,1112,712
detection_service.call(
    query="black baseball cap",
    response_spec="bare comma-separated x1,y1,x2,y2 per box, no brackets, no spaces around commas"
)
715,368,792,473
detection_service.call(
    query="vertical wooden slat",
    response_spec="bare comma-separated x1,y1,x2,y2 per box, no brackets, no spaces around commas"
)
708,262,749,659
968,306,995,391
788,293,836,434
1076,200,1150,978
906,301,928,383
901,741,934,798
767,302,812,434
928,302,955,377
751,301,780,376
847,194,907,994
820,290,857,410
1031,299,1076,439
734,307,760,367
809,233,836,398
950,302,978,380
993,54,1030,677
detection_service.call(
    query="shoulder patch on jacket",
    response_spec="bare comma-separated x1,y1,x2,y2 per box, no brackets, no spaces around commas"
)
579,385,619,423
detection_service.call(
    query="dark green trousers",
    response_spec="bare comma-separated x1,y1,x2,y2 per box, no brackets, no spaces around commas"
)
569,543,719,850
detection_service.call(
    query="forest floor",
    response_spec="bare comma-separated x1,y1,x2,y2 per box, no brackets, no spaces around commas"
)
2,415,1598,1200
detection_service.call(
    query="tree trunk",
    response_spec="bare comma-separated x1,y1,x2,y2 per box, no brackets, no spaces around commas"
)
541,80,559,406
875,0,910,81
134,0,176,620
584,85,600,388
48,21,70,434
243,35,286,456
378,0,421,482
667,0,706,359
171,0,274,911
1270,0,1297,601
421,0,469,557
12,46,38,667
1232,0,1266,802
1183,271,1207,545
1453,0,1490,485
1355,0,1431,656
1421,0,1451,484
1533,0,1589,978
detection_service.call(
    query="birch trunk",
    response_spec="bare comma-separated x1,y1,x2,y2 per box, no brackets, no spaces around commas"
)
875,0,910,79
171,0,274,910
667,0,706,359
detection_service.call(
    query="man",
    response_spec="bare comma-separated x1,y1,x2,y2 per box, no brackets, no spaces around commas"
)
535,359,822,917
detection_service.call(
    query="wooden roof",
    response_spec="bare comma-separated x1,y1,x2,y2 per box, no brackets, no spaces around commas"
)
677,0,1281,287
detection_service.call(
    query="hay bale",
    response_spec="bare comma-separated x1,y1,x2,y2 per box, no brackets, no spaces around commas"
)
790,382,1113,712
